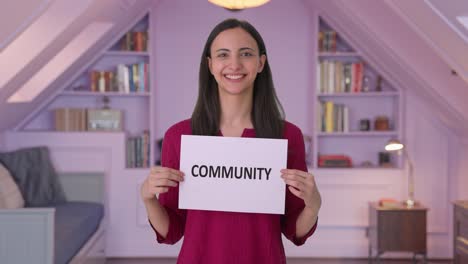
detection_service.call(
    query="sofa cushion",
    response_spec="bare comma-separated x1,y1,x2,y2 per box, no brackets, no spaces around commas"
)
54,201,104,264
0,146,67,207
0,163,25,209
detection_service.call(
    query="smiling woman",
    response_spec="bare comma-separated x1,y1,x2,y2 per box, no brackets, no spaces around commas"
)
140,18,321,264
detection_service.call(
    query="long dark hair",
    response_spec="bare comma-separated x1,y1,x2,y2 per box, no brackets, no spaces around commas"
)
191,18,284,139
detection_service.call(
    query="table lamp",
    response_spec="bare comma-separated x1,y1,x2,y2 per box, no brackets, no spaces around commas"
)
385,139,415,207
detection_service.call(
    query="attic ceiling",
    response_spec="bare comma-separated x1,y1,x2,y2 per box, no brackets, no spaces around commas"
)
386,0,468,83
0,0,153,132
0,0,467,135
0,0,52,51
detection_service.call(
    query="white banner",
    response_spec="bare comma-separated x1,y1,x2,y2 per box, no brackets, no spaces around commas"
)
179,135,287,214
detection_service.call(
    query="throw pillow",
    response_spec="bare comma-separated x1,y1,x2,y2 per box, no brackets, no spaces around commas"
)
0,163,25,209
0,146,67,207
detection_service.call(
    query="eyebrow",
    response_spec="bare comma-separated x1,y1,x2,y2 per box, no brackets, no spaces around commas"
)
214,47,256,53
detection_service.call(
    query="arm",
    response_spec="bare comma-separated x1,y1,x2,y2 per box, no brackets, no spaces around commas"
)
282,169,321,238
140,128,186,244
281,125,321,245
141,175,173,238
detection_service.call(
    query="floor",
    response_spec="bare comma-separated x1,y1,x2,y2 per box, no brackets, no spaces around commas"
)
106,258,452,264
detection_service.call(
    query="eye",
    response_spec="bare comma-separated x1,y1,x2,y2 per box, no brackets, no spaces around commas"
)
217,52,228,58
241,52,253,57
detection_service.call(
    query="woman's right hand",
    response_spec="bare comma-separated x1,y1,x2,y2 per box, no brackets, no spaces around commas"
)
141,166,185,201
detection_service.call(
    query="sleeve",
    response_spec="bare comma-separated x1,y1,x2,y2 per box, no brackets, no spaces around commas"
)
149,127,187,244
281,125,318,246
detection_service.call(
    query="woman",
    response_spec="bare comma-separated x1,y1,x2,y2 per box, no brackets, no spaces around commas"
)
141,18,321,263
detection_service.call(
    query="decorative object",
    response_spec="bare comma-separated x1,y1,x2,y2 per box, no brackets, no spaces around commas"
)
359,118,370,131
385,139,415,207
378,152,391,167
87,109,123,131
208,0,270,10
376,75,383,91
360,160,374,167
362,76,370,92
318,154,352,168
87,96,123,131
374,115,389,130
303,134,313,165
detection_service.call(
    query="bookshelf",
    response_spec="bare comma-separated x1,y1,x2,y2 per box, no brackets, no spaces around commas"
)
20,13,153,169
313,17,402,169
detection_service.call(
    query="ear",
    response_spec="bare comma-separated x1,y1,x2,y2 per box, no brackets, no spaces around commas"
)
258,54,266,73
207,56,213,74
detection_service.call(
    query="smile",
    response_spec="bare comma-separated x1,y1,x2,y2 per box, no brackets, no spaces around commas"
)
224,74,245,80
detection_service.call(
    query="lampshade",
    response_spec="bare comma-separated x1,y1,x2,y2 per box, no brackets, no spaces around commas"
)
208,0,270,10
385,139,404,151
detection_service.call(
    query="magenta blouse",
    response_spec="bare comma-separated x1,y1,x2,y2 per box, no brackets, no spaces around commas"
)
150,119,317,264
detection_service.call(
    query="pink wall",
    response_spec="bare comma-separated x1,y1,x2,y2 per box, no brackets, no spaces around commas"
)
152,0,313,137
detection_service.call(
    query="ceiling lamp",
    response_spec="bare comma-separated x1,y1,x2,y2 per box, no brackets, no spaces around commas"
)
208,0,270,10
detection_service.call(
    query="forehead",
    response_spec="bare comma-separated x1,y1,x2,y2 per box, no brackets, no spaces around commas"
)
211,27,259,51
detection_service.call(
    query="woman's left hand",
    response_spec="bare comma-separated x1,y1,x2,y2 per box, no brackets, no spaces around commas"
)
281,169,322,212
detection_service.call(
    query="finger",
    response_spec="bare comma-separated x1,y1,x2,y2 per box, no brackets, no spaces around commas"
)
153,178,178,188
150,169,184,182
281,173,307,184
153,186,169,194
288,185,303,198
283,179,304,191
152,166,185,177
280,169,310,178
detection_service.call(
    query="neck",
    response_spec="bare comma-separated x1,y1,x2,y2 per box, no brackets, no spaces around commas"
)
219,92,253,129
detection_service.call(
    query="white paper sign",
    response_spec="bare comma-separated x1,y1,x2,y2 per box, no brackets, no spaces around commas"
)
179,135,287,214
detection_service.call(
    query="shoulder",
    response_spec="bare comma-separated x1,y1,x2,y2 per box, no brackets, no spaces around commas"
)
164,119,192,142
165,119,192,136
283,120,303,140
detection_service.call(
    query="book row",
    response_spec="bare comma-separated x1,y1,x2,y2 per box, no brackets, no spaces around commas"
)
87,63,150,93
317,60,365,94
317,101,350,133
126,130,150,168
119,31,149,52
318,30,337,52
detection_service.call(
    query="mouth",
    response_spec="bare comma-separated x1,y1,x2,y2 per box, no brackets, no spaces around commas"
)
224,74,246,80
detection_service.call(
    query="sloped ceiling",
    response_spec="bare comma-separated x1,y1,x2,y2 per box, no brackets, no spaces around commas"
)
387,0,468,84
0,0,468,136
0,0,52,51
0,0,154,132
308,0,468,136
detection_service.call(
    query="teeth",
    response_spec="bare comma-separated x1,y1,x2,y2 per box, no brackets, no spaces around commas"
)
225,74,243,80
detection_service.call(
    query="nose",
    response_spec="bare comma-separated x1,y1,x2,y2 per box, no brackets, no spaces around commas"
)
228,55,242,70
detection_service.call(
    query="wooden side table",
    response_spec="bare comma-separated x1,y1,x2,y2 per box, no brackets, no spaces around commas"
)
368,202,428,263
453,200,468,264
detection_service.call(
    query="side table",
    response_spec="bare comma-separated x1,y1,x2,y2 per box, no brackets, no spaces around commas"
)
368,202,428,263
453,200,468,264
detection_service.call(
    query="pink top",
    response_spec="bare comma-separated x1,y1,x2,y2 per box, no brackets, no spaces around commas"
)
151,119,317,264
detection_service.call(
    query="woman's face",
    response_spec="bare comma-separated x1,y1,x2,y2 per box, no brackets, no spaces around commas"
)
208,27,266,97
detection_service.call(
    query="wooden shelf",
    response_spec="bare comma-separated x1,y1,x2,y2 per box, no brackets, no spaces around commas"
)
314,17,402,169
317,131,398,137
318,51,360,57
104,51,149,57
317,92,399,98
60,91,150,97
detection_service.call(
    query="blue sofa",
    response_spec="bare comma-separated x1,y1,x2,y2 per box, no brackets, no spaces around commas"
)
0,147,106,264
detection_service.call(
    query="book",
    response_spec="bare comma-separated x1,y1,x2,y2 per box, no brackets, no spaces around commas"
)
378,198,400,208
